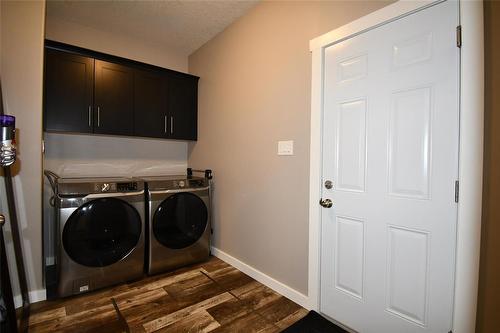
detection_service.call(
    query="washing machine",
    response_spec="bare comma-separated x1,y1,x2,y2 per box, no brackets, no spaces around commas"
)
50,176,145,298
144,175,211,275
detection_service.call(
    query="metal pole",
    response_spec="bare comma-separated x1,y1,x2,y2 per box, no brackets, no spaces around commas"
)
1,215,18,333
0,80,30,332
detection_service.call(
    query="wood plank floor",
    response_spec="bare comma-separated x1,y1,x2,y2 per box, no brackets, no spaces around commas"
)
29,256,308,332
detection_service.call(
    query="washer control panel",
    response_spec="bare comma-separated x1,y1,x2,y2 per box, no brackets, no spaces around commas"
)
117,182,138,192
92,182,139,193
56,178,143,197
94,183,116,193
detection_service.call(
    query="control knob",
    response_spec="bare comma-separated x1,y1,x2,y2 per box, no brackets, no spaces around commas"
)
101,183,110,192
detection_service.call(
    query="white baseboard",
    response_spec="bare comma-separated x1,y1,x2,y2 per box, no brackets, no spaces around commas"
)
210,246,310,309
14,289,46,308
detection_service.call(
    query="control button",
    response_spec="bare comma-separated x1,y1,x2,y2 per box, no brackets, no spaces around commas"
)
178,180,185,187
101,183,110,192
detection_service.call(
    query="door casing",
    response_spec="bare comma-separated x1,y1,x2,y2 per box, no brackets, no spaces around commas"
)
308,1,484,333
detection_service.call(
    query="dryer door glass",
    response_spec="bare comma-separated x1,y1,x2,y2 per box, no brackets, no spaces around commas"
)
153,193,208,249
62,198,142,267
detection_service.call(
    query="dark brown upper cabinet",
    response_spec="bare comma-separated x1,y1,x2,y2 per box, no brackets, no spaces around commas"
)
133,69,168,138
44,49,94,133
43,40,199,141
94,60,134,136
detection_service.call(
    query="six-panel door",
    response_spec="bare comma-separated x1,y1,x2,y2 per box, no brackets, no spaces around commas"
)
320,1,459,332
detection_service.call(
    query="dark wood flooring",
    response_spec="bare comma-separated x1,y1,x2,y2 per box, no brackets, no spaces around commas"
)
28,256,308,332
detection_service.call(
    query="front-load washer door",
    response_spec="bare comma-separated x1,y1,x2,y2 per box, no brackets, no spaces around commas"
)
62,198,142,267
153,192,208,249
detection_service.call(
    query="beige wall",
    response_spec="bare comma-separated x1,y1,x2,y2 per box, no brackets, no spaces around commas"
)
188,1,392,294
45,17,188,73
477,2,500,331
1,0,46,293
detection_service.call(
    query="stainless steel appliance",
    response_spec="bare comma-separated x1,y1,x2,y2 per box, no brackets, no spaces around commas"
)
144,176,211,275
49,175,145,298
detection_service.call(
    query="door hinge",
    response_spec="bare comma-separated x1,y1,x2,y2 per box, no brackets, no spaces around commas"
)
456,25,462,48
455,180,459,203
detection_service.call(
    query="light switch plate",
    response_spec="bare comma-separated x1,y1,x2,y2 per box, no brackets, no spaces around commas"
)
278,140,294,155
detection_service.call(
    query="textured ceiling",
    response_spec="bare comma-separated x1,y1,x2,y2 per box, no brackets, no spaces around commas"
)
46,0,259,55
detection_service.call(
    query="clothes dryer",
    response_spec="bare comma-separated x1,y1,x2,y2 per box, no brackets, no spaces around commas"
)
144,176,210,275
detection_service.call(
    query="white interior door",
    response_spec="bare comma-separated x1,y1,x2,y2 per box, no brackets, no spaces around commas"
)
320,2,459,332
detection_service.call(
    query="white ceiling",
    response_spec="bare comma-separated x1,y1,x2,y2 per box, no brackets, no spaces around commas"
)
46,0,259,55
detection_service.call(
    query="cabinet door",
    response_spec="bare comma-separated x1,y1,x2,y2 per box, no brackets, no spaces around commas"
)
44,49,94,133
134,69,168,138
94,60,134,135
168,76,198,140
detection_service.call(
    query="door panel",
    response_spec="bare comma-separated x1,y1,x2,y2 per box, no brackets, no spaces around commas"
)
386,226,429,326
335,216,365,299
168,76,198,140
388,87,431,199
320,2,459,332
94,60,134,135
44,49,94,133
336,98,367,192
134,69,168,138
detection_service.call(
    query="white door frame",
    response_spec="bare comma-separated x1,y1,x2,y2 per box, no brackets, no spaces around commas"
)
307,1,484,333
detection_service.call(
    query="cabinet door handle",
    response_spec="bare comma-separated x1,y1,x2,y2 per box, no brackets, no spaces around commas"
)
97,106,100,127
164,115,167,134
170,116,174,134
88,106,92,127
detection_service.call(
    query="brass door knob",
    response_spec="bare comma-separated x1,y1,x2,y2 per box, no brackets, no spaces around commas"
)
319,198,333,208
0,214,5,227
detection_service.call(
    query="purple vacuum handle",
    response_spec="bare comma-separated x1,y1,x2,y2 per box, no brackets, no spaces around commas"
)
0,114,16,166
0,115,15,127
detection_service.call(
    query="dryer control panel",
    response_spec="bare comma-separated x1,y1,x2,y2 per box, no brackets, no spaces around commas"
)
171,179,208,189
145,176,208,191
172,180,186,188
188,179,207,188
